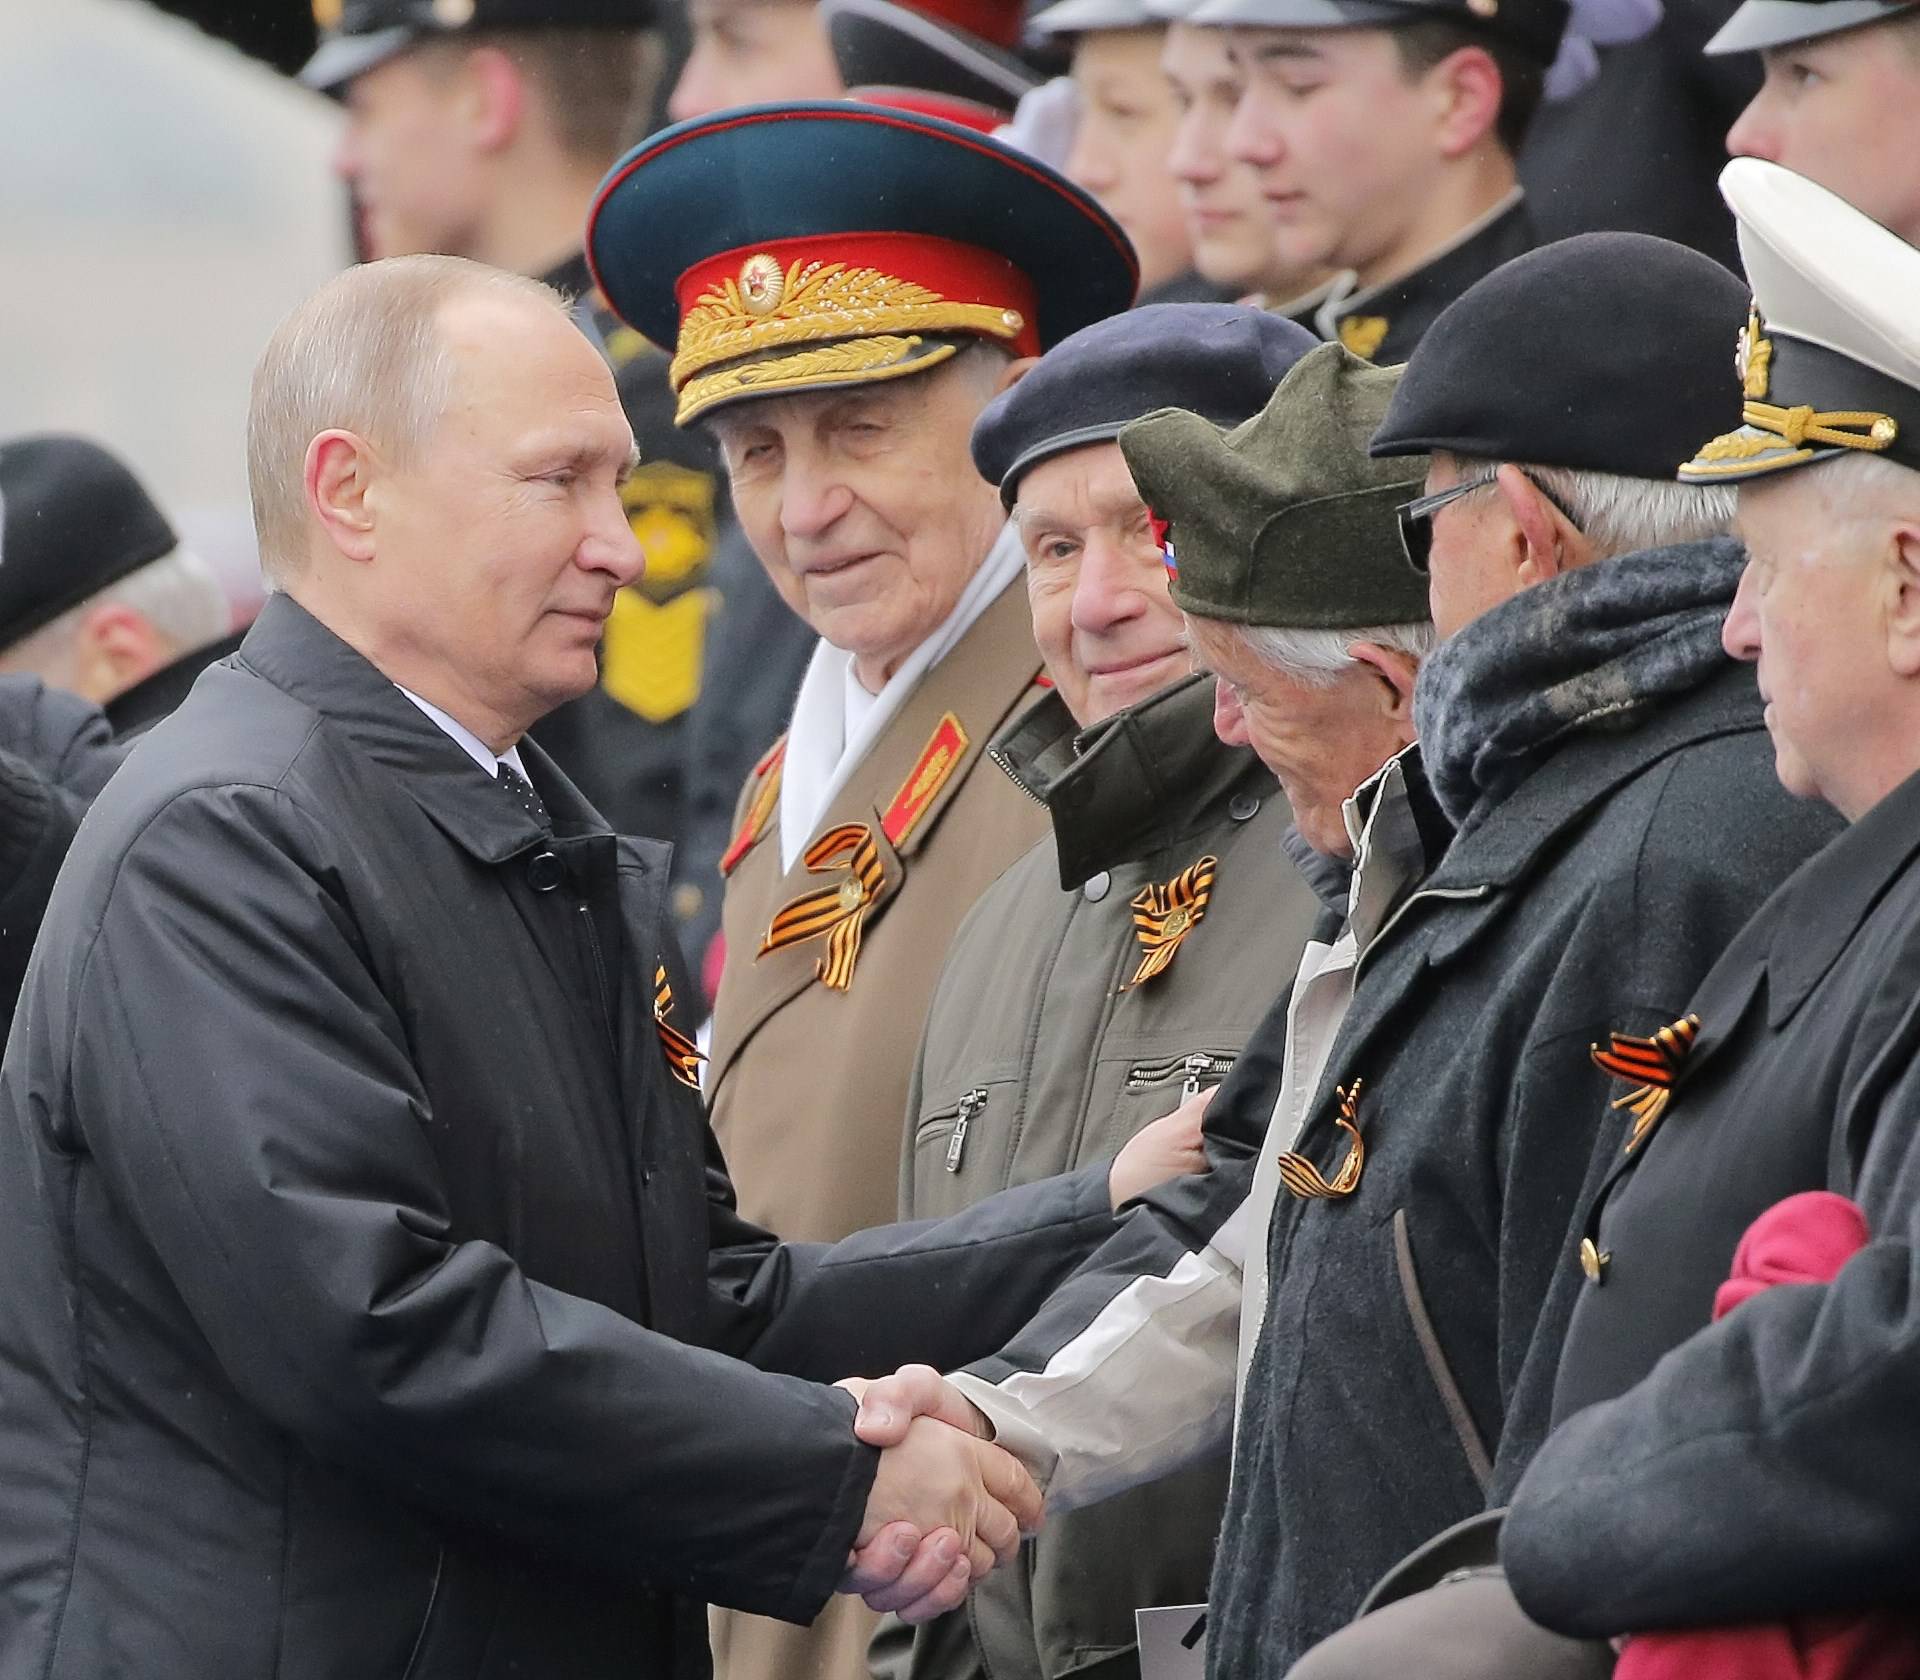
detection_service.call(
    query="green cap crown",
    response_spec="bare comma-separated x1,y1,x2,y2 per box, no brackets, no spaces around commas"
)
1119,343,1431,630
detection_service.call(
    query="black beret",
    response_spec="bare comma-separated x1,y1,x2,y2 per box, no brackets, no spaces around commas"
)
301,0,656,92
1369,232,1751,482
972,303,1320,505
0,436,179,651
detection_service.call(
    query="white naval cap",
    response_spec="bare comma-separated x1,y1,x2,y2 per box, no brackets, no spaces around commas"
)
1680,158,1920,484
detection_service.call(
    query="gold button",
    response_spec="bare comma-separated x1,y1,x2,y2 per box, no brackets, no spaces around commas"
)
1579,1238,1610,1284
837,877,868,912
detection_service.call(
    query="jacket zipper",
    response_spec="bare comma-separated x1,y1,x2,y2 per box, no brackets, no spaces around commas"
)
575,901,617,1049
987,746,1048,807
1125,1051,1238,1097
943,1087,989,1173
1351,884,1493,985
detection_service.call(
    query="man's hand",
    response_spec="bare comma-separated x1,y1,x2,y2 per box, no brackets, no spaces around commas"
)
846,1365,992,1447
1108,1087,1214,1209
838,1406,1042,1623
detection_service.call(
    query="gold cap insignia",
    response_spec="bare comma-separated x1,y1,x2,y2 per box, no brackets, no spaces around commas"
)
739,253,787,317
1737,306,1773,402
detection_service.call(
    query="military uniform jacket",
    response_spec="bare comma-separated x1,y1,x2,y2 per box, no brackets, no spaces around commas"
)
0,598,1130,1680
707,576,1051,1243
1289,192,1536,367
1206,657,1838,1674
882,676,1322,1680
1504,772,1920,1643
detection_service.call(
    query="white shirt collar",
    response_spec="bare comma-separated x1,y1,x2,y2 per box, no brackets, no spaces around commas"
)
395,685,528,781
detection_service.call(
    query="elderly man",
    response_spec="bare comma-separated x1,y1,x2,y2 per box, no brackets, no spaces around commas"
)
851,342,1436,1660
1502,163,1920,1656
0,254,1209,1680
585,102,1139,1680
1714,0,1920,241
869,302,1326,1680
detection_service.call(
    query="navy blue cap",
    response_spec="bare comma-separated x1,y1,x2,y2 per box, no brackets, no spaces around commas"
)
972,303,1320,504
1369,231,1750,482
0,436,179,649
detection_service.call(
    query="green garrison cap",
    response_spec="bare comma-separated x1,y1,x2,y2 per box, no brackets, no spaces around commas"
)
1119,343,1431,629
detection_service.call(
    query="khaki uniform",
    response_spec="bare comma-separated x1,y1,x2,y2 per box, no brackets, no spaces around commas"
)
875,675,1322,1680
708,577,1051,1680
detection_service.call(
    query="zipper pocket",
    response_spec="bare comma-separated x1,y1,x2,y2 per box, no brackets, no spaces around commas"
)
1125,1051,1237,1098
921,1087,989,1173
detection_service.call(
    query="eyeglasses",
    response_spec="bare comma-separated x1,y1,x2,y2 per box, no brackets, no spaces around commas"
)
1394,468,1581,574
1395,471,1499,574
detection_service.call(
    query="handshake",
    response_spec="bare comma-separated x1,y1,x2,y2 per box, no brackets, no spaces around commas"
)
836,1365,1033,1624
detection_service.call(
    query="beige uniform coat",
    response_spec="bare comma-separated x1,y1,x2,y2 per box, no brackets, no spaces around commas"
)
872,676,1323,1680
709,576,1052,1680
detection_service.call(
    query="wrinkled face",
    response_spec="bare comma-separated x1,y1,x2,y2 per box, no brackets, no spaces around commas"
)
334,49,487,260
709,357,1011,686
1224,26,1444,278
669,0,843,121
1418,455,1520,641
1188,614,1401,858
1013,442,1188,726
1163,22,1287,293
1723,471,1897,816
1728,27,1920,245
1066,29,1195,296
355,293,644,733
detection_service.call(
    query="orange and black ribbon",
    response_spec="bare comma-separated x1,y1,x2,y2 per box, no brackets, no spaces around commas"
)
1278,1080,1367,1200
757,822,888,991
1127,855,1218,988
653,965,706,1091
1591,1013,1700,1153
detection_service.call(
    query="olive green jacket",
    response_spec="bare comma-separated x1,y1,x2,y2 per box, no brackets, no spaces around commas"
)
875,675,1323,1680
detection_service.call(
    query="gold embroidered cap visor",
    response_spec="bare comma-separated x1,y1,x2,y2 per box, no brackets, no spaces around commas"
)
584,102,1140,428
1682,159,1920,485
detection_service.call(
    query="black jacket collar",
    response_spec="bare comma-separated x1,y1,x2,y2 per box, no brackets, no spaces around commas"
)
235,594,608,866
989,674,1274,889
106,628,247,738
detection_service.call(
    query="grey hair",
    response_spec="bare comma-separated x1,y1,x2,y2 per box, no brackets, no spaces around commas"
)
246,255,565,584
1,544,227,667
1803,452,1920,535
1232,618,1438,690
1455,457,1738,561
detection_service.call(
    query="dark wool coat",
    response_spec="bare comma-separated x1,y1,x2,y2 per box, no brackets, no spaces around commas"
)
0,597,1124,1680
1206,543,1842,1674
1506,768,1920,1641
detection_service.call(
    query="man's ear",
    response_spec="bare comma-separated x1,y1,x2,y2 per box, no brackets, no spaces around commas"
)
75,602,171,696
997,355,1041,397
1497,464,1590,586
1426,44,1505,160
1884,522,1920,678
462,45,528,153
305,430,381,564
1348,640,1422,736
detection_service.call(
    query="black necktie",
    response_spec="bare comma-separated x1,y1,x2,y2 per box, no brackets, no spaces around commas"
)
497,761,551,831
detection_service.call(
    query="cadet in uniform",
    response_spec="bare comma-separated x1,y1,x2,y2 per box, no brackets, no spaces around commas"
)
1194,0,1570,362
872,303,1327,1680
307,0,735,949
1505,160,1920,1650
585,100,1138,1680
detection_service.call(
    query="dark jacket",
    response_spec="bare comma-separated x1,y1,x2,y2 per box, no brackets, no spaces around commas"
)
1206,541,1841,1673
0,596,1128,1680
879,676,1321,1680
104,627,246,736
1505,771,1920,1642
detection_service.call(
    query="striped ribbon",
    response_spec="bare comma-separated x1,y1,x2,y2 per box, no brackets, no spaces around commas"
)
757,822,888,992
653,965,706,1091
1278,1081,1367,1200
1591,1013,1700,1153
1127,855,1218,988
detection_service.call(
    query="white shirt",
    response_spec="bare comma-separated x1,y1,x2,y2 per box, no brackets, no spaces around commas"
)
395,686,530,782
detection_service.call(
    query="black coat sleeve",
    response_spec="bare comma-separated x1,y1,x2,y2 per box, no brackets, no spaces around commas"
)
65,784,877,1626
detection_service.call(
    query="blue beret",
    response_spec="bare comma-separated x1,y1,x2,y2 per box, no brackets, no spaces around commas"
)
1369,232,1750,482
972,303,1320,504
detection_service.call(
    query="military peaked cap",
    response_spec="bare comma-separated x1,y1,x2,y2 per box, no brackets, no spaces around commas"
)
0,435,182,650
1182,0,1570,64
301,0,656,94
972,303,1319,505
1707,0,1917,53
1120,344,1431,629
1370,231,1750,481
1680,160,1920,485
823,0,1039,128
586,101,1138,427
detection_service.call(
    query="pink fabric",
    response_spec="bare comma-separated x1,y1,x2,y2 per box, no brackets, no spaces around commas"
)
1615,1192,1920,1680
